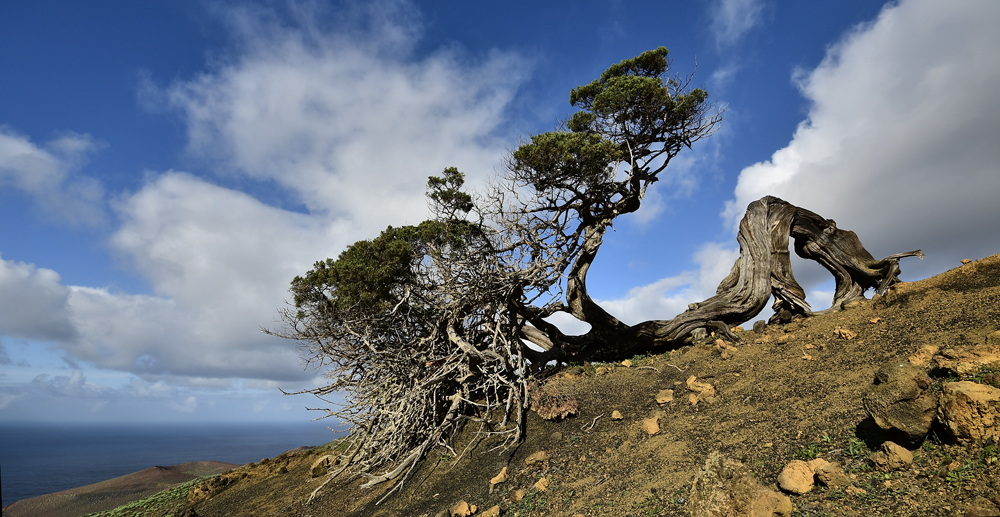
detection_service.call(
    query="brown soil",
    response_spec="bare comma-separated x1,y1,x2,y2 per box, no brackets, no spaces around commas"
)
26,254,1000,517
2,461,239,517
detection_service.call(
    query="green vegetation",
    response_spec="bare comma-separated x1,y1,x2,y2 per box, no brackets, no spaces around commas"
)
81,477,208,517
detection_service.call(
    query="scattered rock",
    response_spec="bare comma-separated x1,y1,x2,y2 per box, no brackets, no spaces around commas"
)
933,341,1000,376
870,317,883,324
449,500,475,517
777,460,814,494
611,410,624,420
908,344,940,368
753,320,767,333
642,416,660,435
965,498,1000,517
490,467,508,485
525,451,549,465
479,505,501,517
809,459,850,487
309,455,334,478
689,452,792,517
596,366,611,375
510,489,525,503
833,327,857,340
622,359,633,367
869,441,913,472
686,375,717,404
534,477,549,492
549,431,563,441
845,486,867,496
842,300,863,310
937,381,1000,443
656,389,675,404
962,258,973,265
862,361,938,444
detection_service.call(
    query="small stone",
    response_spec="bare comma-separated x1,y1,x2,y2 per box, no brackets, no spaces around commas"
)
962,258,973,265
525,451,549,465
596,366,610,375
870,441,913,472
810,459,850,487
450,500,473,517
686,375,717,404
490,467,508,485
611,410,624,420
833,327,857,340
642,416,660,435
753,320,767,333
656,389,675,404
870,317,883,324
777,460,814,494
549,431,563,441
965,498,1000,517
622,359,633,367
802,354,813,361
731,326,745,332
510,489,525,503
535,477,549,492
845,486,867,496
480,505,502,517
804,344,814,349
908,344,940,368
309,455,334,478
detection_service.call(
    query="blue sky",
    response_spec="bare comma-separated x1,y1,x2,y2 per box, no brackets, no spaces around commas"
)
1,0,998,424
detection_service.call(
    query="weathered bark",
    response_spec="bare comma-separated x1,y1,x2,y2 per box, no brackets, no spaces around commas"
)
530,196,922,363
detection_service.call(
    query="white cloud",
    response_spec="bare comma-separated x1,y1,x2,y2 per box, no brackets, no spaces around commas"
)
725,0,1000,286
0,128,105,225
710,0,765,50
598,242,740,325
0,254,76,342
158,2,524,233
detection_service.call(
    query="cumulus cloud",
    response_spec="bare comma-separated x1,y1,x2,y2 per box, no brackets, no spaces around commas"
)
709,0,765,50
0,254,76,342
157,2,524,233
725,0,1000,287
0,128,105,225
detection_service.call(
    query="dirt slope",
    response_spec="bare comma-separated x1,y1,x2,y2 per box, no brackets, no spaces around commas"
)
2,461,238,517
24,253,1000,517
181,253,1000,517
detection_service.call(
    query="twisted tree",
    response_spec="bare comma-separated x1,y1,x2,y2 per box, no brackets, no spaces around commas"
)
269,48,921,501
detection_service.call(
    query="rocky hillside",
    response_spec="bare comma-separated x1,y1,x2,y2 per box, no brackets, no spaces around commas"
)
24,254,1000,517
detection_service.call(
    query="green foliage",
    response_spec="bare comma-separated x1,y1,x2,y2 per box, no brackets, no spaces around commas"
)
291,217,483,315
81,476,208,517
427,167,474,217
510,131,622,195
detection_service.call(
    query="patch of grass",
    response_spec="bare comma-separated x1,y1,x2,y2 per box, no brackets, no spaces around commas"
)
82,476,208,517
795,442,823,460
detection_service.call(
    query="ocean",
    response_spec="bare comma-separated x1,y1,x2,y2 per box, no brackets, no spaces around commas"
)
0,421,345,508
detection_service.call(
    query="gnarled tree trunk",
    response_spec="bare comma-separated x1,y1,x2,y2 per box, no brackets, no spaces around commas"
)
525,196,922,363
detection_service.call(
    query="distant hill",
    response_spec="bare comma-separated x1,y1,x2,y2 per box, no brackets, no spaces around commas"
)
2,461,238,517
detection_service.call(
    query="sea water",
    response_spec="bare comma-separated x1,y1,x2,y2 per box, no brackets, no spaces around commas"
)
0,421,344,508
